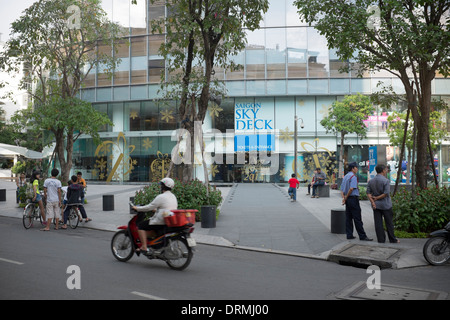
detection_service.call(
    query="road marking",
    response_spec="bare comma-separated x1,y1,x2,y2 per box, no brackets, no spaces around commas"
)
130,291,167,300
0,257,24,265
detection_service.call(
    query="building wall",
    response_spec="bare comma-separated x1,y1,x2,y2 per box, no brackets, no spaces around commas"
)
75,0,450,186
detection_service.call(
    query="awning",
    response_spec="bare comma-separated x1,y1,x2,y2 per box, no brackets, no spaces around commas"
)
0,143,44,159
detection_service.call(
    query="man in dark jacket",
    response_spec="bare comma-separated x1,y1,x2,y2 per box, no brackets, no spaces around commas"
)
61,175,91,229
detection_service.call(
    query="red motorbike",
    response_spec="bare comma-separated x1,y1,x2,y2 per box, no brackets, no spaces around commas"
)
111,206,197,271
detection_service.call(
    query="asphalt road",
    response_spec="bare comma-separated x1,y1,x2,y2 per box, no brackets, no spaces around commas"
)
1,216,449,303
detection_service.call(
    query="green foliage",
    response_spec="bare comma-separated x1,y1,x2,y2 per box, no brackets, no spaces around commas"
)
294,0,449,189
394,230,428,239
293,0,450,78
0,0,123,181
392,187,450,233
133,179,223,221
11,161,27,174
320,93,374,137
386,110,447,151
358,186,368,200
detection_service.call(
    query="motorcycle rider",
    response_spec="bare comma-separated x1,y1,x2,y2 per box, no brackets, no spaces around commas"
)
131,178,178,255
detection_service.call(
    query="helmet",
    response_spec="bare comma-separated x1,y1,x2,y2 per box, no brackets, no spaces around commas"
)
160,177,175,189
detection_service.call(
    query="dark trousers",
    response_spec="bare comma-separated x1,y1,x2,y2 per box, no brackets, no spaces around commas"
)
312,180,324,196
345,196,368,239
64,205,87,224
373,208,397,243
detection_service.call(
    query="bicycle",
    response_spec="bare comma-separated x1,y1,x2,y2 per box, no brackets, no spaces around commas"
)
23,200,46,229
60,204,82,229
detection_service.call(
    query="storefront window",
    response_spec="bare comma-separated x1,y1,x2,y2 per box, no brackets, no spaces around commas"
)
212,98,235,132
141,101,159,131
94,103,113,132
125,102,141,131
337,145,369,183
158,101,178,131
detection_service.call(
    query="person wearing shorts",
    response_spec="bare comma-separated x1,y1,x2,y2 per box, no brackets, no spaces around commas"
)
42,168,62,231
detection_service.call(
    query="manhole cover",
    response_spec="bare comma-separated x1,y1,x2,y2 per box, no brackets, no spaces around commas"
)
340,245,399,260
336,281,449,300
328,244,402,269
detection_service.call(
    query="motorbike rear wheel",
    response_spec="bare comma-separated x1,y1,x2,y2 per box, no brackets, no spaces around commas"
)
164,238,193,271
111,230,134,262
423,235,450,266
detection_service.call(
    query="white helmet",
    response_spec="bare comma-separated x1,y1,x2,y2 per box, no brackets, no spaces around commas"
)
160,177,175,189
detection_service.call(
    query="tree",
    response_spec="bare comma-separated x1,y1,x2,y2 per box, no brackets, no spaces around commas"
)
320,94,374,178
0,0,122,182
149,0,269,182
294,0,450,189
386,107,447,186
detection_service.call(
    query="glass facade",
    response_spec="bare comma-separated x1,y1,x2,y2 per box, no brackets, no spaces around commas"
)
75,0,450,186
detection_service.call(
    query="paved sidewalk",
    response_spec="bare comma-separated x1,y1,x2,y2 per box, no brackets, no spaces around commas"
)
0,180,430,269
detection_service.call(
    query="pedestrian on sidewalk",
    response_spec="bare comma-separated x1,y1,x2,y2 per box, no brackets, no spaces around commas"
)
367,164,399,244
288,174,300,201
76,172,86,204
341,162,372,241
306,169,317,196
16,173,26,203
311,168,326,198
42,168,62,231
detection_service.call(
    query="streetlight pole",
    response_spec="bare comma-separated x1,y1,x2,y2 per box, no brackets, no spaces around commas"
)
294,116,304,178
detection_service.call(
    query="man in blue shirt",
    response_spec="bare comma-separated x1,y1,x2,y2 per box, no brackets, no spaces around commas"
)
340,162,372,241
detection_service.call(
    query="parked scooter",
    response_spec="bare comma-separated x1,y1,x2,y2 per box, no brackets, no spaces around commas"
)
111,205,197,270
423,221,450,266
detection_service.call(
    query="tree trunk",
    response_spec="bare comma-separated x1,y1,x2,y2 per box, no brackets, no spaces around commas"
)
339,131,345,178
415,80,432,189
393,104,411,196
54,129,69,183
428,134,438,188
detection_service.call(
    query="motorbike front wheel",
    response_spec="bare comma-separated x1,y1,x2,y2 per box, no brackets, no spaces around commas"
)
111,230,134,262
164,238,193,271
423,235,450,266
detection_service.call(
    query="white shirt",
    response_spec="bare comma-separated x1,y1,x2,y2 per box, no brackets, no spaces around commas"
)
135,191,178,225
43,178,62,202
61,186,68,201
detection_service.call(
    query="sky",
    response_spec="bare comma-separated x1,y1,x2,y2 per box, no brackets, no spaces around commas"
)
0,0,39,42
